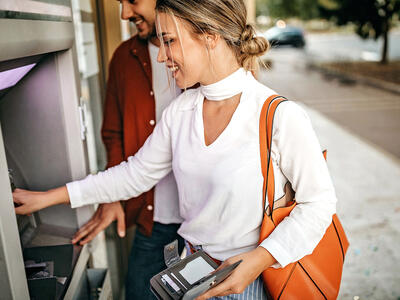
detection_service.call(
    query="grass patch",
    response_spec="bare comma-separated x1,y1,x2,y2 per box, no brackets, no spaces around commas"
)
319,61,400,85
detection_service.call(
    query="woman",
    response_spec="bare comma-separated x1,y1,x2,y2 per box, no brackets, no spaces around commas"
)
14,0,337,299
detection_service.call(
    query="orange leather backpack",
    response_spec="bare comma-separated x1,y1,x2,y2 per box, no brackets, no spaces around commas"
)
259,95,349,300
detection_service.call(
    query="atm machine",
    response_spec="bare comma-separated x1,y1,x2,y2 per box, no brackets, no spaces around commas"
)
0,1,111,299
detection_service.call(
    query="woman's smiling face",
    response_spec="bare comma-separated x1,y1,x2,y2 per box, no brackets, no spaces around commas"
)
156,12,210,89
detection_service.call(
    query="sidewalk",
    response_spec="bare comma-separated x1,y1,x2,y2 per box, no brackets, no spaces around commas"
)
305,105,400,300
259,51,400,299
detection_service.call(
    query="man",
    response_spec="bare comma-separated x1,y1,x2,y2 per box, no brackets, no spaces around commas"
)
71,1,184,299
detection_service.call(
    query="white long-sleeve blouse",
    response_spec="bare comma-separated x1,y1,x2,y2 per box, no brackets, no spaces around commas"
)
67,69,337,268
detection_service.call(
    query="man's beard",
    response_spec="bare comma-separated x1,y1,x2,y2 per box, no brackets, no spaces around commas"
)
130,18,156,41
145,25,157,41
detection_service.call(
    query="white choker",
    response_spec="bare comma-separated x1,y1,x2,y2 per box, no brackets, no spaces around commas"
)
200,68,247,101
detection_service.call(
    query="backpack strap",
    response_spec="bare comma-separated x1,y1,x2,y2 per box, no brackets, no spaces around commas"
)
259,95,288,215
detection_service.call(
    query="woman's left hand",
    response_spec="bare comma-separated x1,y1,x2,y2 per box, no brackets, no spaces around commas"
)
196,247,276,300
13,186,70,215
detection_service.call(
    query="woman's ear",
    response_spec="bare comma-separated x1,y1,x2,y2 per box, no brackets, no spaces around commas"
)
204,33,220,49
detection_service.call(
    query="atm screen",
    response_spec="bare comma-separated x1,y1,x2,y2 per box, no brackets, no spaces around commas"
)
0,54,44,99
0,63,36,91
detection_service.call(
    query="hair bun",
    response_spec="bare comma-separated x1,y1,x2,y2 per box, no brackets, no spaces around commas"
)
238,24,269,70
240,24,255,43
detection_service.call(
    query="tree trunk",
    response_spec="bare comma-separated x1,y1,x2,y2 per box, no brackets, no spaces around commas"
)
381,21,389,64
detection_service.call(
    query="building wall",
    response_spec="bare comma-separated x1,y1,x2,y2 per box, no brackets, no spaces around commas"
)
245,0,256,24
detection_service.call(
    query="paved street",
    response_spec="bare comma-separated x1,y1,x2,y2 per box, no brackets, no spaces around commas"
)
304,31,400,62
259,47,400,299
261,48,400,160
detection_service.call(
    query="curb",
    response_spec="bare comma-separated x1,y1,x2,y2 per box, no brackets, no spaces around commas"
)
308,63,400,96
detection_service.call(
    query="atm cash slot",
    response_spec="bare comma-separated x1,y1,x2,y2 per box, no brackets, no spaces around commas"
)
23,244,81,300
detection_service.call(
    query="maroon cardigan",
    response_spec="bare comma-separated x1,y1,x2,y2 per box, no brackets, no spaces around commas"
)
101,35,157,236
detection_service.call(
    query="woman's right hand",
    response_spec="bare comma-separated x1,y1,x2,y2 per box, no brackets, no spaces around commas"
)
13,186,70,215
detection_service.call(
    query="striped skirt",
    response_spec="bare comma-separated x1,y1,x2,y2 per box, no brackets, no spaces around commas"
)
209,276,268,300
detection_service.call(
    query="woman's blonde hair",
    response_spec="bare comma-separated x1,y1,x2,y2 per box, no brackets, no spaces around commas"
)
156,0,269,73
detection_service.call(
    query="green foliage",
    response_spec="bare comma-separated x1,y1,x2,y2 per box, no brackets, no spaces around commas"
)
256,0,323,20
319,0,400,40
256,0,269,16
318,0,339,10
319,0,400,62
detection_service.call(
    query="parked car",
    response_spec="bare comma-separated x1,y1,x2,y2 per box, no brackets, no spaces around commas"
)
264,26,306,48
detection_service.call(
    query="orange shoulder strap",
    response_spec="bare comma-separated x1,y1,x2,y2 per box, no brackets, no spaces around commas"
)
259,95,288,213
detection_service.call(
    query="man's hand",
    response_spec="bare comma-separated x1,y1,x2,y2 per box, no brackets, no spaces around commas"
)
71,201,126,245
195,247,276,300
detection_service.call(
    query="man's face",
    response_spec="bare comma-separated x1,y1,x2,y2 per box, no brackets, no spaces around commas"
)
118,0,157,40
